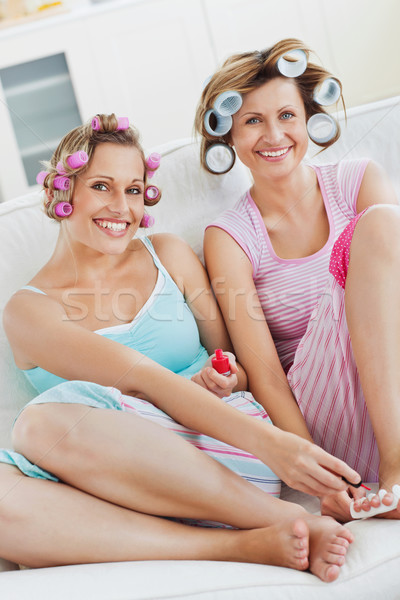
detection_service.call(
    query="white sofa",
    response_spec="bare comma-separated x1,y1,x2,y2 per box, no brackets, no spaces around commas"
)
0,97,400,599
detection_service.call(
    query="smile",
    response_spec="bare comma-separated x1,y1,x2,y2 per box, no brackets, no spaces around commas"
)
93,219,129,232
258,147,291,158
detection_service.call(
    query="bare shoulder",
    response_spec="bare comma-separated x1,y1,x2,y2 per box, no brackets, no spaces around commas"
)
3,289,67,368
149,233,207,294
204,225,252,274
357,160,398,210
150,233,201,268
4,288,65,326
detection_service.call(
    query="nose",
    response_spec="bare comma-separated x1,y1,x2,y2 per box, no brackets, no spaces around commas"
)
109,188,129,214
262,119,285,146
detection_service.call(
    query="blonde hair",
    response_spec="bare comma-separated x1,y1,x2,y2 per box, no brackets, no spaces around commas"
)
194,38,344,173
40,113,161,221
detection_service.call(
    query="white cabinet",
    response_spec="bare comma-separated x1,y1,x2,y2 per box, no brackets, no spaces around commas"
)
83,0,215,149
0,0,215,201
0,16,102,201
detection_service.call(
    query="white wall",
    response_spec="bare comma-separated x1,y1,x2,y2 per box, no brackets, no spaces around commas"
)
203,0,400,108
0,0,398,201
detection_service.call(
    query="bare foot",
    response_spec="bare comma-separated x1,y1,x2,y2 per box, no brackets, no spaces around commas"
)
321,490,353,522
372,488,400,519
306,516,353,582
240,518,309,571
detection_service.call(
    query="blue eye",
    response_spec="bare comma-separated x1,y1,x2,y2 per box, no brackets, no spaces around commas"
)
92,183,107,191
281,112,294,120
246,117,260,125
127,187,142,195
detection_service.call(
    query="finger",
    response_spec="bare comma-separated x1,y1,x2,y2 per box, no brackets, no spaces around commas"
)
207,369,236,393
191,372,207,389
287,469,347,497
198,369,228,397
226,354,238,374
319,454,361,489
303,464,348,494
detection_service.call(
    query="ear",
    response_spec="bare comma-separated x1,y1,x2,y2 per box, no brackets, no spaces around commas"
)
44,188,54,204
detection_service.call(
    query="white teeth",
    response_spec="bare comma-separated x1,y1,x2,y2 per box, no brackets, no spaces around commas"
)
96,220,127,232
260,147,289,157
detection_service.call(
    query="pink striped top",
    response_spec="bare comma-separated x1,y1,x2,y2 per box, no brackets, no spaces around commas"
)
208,159,369,372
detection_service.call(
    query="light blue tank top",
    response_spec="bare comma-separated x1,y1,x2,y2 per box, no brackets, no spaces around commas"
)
21,237,209,393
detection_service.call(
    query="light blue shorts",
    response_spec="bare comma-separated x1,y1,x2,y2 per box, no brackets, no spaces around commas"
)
0,381,125,481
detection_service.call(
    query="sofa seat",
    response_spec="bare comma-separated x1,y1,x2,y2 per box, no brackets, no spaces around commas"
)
0,97,400,598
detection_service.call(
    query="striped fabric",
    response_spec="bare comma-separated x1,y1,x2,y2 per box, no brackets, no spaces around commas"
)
288,216,379,482
209,159,369,372
210,159,380,481
119,389,281,497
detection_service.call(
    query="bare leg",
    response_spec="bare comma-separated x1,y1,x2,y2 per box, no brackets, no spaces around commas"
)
12,406,351,580
0,464,310,571
345,205,400,517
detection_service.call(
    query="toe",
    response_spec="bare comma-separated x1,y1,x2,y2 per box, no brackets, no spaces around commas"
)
324,564,340,583
326,542,348,556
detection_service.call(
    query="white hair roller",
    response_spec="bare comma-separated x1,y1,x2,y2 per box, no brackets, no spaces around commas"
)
213,91,243,117
313,78,341,106
307,113,337,144
205,143,235,174
204,109,233,137
277,49,307,78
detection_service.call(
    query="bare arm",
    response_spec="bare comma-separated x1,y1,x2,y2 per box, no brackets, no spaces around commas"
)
152,233,247,391
204,226,313,440
3,249,360,496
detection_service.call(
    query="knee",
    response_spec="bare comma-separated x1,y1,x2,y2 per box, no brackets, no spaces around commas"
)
13,404,99,474
12,405,78,466
12,406,53,461
353,205,400,257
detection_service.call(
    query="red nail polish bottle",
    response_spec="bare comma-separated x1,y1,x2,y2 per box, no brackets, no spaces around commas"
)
212,349,231,376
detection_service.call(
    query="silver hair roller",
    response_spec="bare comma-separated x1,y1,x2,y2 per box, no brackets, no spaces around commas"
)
313,78,341,106
205,143,235,174
213,91,243,117
204,109,233,137
277,49,307,78
204,91,243,137
307,113,337,144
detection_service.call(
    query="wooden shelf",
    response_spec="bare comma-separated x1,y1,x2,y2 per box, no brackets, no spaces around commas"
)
0,6,68,30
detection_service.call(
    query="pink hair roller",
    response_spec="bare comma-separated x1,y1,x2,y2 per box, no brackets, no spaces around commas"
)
144,185,160,202
67,151,89,169
56,161,67,175
146,152,161,179
91,117,101,131
117,117,129,130
53,176,70,191
54,202,73,218
36,171,49,185
140,214,155,228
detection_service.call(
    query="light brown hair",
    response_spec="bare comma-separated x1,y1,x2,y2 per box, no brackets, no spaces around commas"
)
194,38,344,173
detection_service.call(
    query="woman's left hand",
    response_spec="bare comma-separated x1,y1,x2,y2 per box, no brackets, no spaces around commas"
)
191,352,238,398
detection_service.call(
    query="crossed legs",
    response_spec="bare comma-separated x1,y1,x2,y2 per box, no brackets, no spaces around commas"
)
7,403,352,580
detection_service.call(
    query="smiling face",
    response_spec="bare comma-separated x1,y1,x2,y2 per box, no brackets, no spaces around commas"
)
64,143,145,255
230,77,309,184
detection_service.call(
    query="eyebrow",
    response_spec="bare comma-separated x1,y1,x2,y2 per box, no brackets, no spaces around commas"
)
87,175,144,183
240,104,300,117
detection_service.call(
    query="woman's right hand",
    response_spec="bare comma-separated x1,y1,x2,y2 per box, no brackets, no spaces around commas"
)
259,427,362,497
